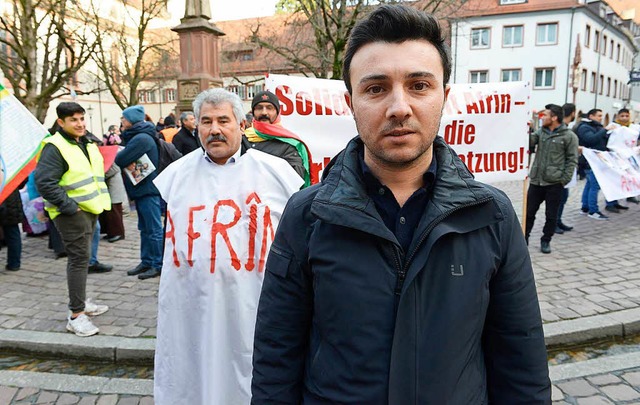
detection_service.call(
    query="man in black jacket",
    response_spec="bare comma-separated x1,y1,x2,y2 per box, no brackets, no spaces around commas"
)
251,5,550,404
171,111,199,155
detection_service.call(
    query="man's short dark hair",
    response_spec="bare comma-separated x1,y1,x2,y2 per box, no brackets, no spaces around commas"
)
587,108,602,117
545,104,564,123
56,102,85,120
107,125,117,132
618,108,630,114
342,4,451,94
562,103,575,118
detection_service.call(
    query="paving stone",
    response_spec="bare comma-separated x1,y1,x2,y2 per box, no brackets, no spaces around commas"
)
587,374,622,386
599,384,640,401
557,379,599,397
576,395,615,404
0,386,17,403
115,397,139,405
138,397,153,405
57,393,80,404
35,390,58,403
15,387,39,401
96,394,119,405
78,396,99,405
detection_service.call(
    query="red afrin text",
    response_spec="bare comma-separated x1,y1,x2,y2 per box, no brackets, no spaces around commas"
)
164,192,275,274
445,92,514,115
459,148,526,174
621,174,640,192
276,85,352,116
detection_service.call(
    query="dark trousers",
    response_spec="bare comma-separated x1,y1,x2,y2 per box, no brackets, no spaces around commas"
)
99,203,125,238
557,188,569,225
525,183,564,243
2,224,22,269
53,211,97,313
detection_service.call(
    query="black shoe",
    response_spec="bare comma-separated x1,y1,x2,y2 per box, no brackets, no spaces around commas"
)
627,197,640,204
88,262,113,274
614,203,629,210
107,235,124,243
138,268,161,280
55,252,67,259
554,226,564,234
605,205,620,214
541,241,551,254
127,263,150,276
5,265,20,271
557,222,573,231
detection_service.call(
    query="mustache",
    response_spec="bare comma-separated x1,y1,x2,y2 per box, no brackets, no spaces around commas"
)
205,134,227,143
257,115,271,121
380,120,418,134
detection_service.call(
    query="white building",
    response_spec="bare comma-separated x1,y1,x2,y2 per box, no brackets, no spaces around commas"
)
451,0,638,123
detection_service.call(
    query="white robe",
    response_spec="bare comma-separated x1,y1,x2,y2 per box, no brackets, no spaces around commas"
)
153,148,303,405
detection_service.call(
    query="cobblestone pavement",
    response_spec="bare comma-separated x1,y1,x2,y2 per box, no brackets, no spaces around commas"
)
0,386,152,404
554,367,640,404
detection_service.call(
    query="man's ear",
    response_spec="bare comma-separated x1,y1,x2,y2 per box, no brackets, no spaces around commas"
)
56,118,64,129
240,119,246,131
344,91,354,116
444,84,451,102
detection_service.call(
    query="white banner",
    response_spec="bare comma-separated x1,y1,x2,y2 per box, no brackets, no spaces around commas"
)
265,74,531,183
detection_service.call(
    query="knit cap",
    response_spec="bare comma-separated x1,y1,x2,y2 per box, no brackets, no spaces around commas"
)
122,105,145,124
251,91,280,114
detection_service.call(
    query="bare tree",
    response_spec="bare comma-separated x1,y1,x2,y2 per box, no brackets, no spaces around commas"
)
0,0,96,122
248,0,470,80
88,0,178,110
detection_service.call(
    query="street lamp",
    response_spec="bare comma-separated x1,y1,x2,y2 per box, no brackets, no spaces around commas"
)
87,105,94,133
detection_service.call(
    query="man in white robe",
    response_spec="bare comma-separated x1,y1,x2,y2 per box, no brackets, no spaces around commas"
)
153,88,303,404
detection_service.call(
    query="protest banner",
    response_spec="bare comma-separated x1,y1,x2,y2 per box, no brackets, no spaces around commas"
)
0,83,49,204
265,74,530,183
583,124,640,201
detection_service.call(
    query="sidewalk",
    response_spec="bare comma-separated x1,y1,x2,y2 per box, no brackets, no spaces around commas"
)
2,178,640,402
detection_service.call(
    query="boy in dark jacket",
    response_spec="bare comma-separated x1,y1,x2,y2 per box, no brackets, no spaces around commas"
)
0,188,25,271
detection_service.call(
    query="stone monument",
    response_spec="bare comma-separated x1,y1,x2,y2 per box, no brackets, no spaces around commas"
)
172,0,225,115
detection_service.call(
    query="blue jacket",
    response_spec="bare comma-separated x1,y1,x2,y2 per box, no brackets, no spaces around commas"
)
252,136,550,404
576,119,609,151
115,121,160,200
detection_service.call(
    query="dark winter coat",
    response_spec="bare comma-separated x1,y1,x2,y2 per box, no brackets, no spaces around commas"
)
252,136,550,404
249,139,305,179
0,189,25,226
576,119,609,151
529,124,579,186
115,121,160,200
171,127,200,156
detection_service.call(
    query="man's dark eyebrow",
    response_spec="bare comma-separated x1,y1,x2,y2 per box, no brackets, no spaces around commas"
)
358,74,389,85
358,71,437,86
407,71,436,80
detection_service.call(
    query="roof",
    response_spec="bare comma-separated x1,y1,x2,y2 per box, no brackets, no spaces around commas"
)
606,0,639,24
452,0,584,19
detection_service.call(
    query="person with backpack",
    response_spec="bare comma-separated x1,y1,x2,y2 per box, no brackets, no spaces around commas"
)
115,105,163,280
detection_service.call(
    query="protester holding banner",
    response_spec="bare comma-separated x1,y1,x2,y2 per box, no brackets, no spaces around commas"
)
34,102,111,337
115,105,163,281
152,88,302,404
577,108,622,219
612,108,640,205
525,104,578,253
252,5,550,403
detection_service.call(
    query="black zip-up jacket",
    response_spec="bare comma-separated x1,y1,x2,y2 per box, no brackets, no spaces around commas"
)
252,136,550,404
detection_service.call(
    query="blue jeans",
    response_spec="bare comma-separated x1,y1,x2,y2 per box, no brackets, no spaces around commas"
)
3,224,22,269
89,220,100,265
581,170,601,214
136,196,163,270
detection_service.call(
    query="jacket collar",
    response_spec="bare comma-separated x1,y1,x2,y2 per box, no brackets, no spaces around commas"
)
312,136,496,242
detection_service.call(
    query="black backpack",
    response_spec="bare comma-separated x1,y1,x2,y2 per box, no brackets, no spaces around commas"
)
154,137,183,173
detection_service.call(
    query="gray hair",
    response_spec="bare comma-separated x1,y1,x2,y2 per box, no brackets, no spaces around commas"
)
179,111,195,123
192,89,244,125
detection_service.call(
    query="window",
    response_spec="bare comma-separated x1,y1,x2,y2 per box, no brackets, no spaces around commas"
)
534,68,554,88
594,30,600,52
503,25,523,47
470,70,488,83
603,35,607,55
138,91,146,103
585,25,591,47
606,77,611,96
581,69,587,91
609,40,614,58
500,0,525,4
614,80,618,98
616,44,621,61
501,69,521,81
599,74,604,95
536,23,557,45
471,28,490,49
146,90,156,103
166,89,176,102
590,72,596,93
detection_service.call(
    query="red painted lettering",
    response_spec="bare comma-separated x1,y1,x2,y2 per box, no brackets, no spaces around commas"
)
211,200,242,273
187,205,205,267
165,210,180,267
245,193,262,271
259,206,275,272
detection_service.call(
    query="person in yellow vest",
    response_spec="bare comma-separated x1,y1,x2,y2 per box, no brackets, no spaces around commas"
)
35,102,112,337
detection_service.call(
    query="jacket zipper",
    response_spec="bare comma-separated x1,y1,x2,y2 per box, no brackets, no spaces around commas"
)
395,197,494,296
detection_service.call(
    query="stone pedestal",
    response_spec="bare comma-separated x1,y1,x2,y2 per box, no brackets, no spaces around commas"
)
172,17,225,115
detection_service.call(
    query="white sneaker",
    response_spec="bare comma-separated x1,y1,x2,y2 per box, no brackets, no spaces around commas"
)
84,298,109,317
66,314,99,337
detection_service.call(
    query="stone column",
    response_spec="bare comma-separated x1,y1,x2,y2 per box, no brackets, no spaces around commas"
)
172,0,225,115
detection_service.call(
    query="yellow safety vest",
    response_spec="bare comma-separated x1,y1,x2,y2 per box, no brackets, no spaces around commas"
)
41,134,111,220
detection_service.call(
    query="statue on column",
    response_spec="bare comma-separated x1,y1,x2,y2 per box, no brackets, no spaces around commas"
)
184,0,210,19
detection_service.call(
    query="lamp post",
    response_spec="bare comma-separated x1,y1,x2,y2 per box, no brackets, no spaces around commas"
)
87,105,94,133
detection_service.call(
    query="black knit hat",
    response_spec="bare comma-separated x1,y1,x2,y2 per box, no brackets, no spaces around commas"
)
251,91,280,114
